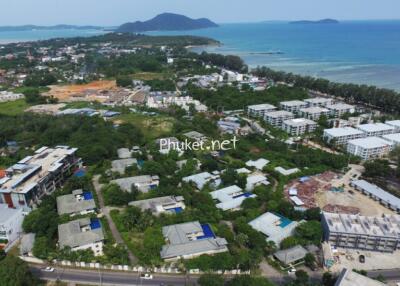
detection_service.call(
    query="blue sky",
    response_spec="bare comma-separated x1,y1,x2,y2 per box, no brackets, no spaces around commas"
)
2,0,400,26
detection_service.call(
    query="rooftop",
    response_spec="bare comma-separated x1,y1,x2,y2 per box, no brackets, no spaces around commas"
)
382,133,400,144
335,268,386,286
324,127,365,137
210,185,256,211
58,218,104,249
248,103,276,111
56,190,96,216
129,195,185,214
274,245,308,265
0,203,23,224
347,137,393,149
111,158,138,174
283,118,316,127
304,97,333,104
357,123,395,133
264,110,294,118
280,100,307,106
182,172,221,190
245,158,270,170
300,106,330,114
326,103,354,110
385,120,400,128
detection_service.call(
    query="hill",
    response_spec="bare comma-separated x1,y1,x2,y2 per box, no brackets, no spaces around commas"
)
290,19,339,24
116,13,218,33
0,24,104,32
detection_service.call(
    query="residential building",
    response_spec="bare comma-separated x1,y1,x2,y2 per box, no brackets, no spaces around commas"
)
247,104,277,118
0,204,24,245
356,123,395,137
111,158,138,174
300,107,330,120
249,212,303,244
182,172,221,190
280,100,307,114
156,137,184,155
304,97,333,107
350,180,400,212
128,195,185,215
322,212,400,252
273,245,308,266
183,131,207,142
264,111,295,127
323,127,366,145
111,175,160,193
334,268,386,286
274,166,300,176
326,103,355,118
381,133,400,147
385,120,400,132
282,118,317,136
0,91,24,102
0,146,81,210
328,119,351,128
210,185,256,211
56,189,96,216
160,221,228,261
20,233,36,257
58,218,105,256
246,174,270,191
347,137,393,160
117,148,132,159
245,158,270,170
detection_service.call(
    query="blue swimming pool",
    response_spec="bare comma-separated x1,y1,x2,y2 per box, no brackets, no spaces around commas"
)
197,224,215,240
83,192,93,200
233,192,253,199
274,213,293,228
90,218,101,230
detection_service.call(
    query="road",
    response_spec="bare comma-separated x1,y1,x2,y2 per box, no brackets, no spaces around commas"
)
92,175,137,264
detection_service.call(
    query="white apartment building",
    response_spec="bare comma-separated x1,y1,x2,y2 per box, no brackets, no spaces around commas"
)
304,97,334,107
323,127,366,145
282,118,317,136
264,110,295,127
347,137,394,160
247,103,277,118
326,103,355,118
0,146,81,210
300,107,330,120
356,123,395,137
385,120,400,132
0,91,24,102
0,204,24,245
279,100,307,114
381,133,400,147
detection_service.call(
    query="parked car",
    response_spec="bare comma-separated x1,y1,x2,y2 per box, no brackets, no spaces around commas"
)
42,267,55,272
359,255,365,263
140,273,153,280
288,268,296,275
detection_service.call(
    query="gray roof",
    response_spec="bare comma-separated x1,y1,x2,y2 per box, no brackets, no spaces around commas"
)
56,191,96,216
129,195,184,213
20,233,36,255
0,204,22,223
111,175,158,192
58,218,104,249
117,148,132,159
351,180,400,210
111,158,138,174
274,245,308,265
183,131,206,140
335,268,386,286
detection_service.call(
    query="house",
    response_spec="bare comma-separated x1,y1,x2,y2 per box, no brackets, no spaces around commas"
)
160,221,228,261
210,185,256,211
304,97,333,107
0,146,81,210
58,218,104,256
247,104,277,118
356,123,395,137
117,148,132,159
129,195,185,215
182,172,221,190
183,131,207,142
279,100,307,114
20,233,36,257
111,158,138,174
334,268,387,286
111,175,160,193
56,189,96,216
282,118,317,136
347,137,393,160
323,127,366,145
245,158,270,170
0,204,24,246
246,174,269,191
273,245,308,267
264,111,295,127
299,107,330,121
248,212,303,244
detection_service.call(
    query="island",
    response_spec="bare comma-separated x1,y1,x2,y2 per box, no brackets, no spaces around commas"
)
290,19,339,24
116,13,218,33
0,24,105,32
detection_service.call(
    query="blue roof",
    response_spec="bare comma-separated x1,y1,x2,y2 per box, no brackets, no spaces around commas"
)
74,169,86,178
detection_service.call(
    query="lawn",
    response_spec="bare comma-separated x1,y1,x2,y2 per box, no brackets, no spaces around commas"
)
0,99,29,116
114,113,175,140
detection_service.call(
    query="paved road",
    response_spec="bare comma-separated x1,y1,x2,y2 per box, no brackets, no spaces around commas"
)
92,175,137,264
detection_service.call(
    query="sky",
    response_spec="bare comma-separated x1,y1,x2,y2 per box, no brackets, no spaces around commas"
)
1,0,400,26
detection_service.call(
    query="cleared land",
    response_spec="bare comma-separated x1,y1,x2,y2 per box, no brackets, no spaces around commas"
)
0,99,29,116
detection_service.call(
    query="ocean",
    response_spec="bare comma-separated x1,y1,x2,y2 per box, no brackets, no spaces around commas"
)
1,21,400,90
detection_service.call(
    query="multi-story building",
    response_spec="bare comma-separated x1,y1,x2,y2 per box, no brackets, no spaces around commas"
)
279,100,307,114
0,204,24,245
58,218,105,256
326,103,355,118
282,118,317,136
247,103,276,118
0,146,81,210
381,133,400,147
323,127,366,145
264,111,295,127
304,97,333,107
299,107,330,121
385,120,400,133
347,137,393,160
322,212,400,253
356,123,395,137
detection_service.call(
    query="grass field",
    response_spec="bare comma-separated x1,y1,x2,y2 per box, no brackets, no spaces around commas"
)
0,99,29,116
114,113,175,140
132,72,171,81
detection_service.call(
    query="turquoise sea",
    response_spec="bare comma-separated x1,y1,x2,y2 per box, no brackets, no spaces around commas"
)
1,21,400,90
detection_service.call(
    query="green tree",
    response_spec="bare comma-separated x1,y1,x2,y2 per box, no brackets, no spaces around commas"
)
198,273,224,286
304,253,316,269
0,256,37,286
295,269,309,285
322,272,336,286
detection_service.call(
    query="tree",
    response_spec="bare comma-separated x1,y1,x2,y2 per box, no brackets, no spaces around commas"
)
322,272,336,286
295,270,309,285
116,75,132,87
0,256,37,286
304,253,316,269
226,275,274,286
363,160,392,178
295,221,323,245
198,274,224,286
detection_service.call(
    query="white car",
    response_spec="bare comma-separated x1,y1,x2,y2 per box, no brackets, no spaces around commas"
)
42,267,55,272
288,268,296,275
140,273,153,280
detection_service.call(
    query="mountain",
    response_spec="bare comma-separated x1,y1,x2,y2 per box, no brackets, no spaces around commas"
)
0,24,104,32
116,13,218,33
290,19,339,24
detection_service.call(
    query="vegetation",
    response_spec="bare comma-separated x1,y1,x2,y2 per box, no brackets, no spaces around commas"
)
0,256,37,286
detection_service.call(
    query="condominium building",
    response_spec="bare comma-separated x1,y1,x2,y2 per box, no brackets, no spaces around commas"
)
304,97,333,107
385,120,400,132
247,103,276,118
326,103,355,118
322,212,400,252
0,146,81,210
0,204,24,245
299,107,330,120
282,118,317,136
323,127,366,145
347,137,393,160
279,100,307,114
382,133,400,147
356,123,395,137
264,110,295,127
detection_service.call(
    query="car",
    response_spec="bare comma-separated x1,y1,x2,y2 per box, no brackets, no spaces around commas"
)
359,255,365,263
42,267,55,272
288,268,296,275
140,273,153,280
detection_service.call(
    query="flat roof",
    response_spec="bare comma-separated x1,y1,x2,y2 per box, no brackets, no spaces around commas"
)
382,133,400,144
280,100,307,106
335,268,386,286
300,106,330,113
246,158,270,170
0,203,23,223
283,118,316,126
385,120,400,128
326,103,354,110
264,110,294,118
304,97,333,104
347,137,393,149
129,195,184,213
324,127,365,137
357,123,395,133
56,191,96,215
210,185,256,211
58,218,104,249
248,103,276,110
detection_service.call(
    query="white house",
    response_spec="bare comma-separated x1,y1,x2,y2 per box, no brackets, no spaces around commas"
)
0,204,24,246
